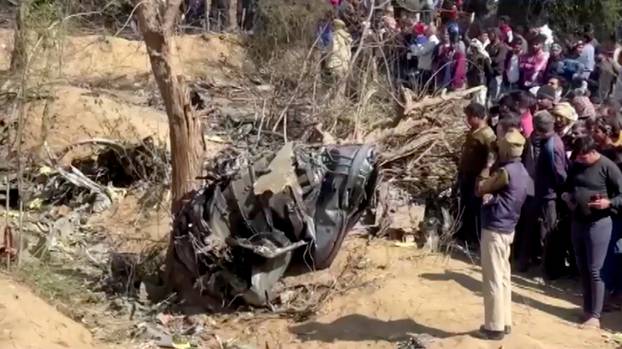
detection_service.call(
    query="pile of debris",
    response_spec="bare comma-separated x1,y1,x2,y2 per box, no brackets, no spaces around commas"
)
365,88,476,247
372,88,474,197
25,137,171,211
169,142,378,309
1,75,474,320
164,87,475,310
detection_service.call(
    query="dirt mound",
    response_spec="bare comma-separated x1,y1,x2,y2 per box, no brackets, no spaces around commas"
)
0,30,244,86
22,85,169,155
0,275,107,349
59,33,244,86
0,30,245,85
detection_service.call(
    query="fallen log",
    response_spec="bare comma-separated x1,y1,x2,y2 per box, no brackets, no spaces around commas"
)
369,86,486,131
380,131,439,166
402,85,486,116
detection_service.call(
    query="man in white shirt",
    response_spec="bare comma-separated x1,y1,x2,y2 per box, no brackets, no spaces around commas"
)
536,23,554,52
504,38,523,90
410,24,440,91
579,35,596,80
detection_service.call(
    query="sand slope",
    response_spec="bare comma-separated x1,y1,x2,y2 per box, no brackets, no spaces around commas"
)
21,85,169,155
0,29,244,86
0,274,103,349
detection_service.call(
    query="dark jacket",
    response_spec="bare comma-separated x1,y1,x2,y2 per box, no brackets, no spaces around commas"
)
601,146,622,171
486,41,508,77
483,160,531,233
523,133,568,199
565,156,622,222
467,52,493,87
545,54,564,81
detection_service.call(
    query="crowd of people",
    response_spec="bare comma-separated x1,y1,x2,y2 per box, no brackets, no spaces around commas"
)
320,0,622,341
320,0,622,103
450,8,622,343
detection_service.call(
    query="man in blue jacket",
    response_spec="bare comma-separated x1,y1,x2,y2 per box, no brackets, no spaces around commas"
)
477,128,531,340
519,111,568,277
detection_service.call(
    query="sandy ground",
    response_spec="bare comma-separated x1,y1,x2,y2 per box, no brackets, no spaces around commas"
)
0,273,105,349
58,33,244,85
87,193,172,251
208,238,622,349
4,237,621,349
0,29,12,70
21,85,170,155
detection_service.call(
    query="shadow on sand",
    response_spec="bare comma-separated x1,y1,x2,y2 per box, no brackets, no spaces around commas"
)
290,313,475,343
421,270,622,333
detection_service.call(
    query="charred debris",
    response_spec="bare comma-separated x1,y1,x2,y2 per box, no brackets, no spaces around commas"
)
0,82,471,312
163,85,470,309
171,141,378,308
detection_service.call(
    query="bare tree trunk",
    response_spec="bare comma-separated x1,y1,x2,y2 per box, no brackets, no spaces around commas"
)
134,0,207,301
205,0,212,31
10,0,30,73
228,0,238,30
135,0,205,214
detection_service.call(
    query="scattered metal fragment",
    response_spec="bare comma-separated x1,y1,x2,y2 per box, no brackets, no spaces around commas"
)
396,333,439,349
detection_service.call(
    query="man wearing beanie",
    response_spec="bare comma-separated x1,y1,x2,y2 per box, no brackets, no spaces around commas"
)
520,111,568,277
476,128,530,340
537,84,557,111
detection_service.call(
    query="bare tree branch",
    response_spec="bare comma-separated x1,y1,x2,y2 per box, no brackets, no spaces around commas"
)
163,0,184,32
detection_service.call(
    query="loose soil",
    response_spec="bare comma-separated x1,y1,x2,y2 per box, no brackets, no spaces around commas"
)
206,238,622,349
0,273,107,349
0,29,244,86
2,237,621,349
21,85,170,155
0,29,12,70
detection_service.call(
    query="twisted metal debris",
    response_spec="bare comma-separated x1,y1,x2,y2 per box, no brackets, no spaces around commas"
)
170,142,378,307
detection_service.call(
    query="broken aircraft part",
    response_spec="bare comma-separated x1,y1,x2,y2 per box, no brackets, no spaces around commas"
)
171,142,378,307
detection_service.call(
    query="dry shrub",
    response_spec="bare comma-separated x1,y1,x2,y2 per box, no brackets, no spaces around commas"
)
248,0,329,84
251,0,328,54
244,0,403,142
12,0,136,36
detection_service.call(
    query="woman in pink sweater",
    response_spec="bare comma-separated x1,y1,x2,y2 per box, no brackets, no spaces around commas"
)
512,90,536,138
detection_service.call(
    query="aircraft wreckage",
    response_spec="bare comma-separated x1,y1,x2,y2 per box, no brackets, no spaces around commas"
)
170,142,378,307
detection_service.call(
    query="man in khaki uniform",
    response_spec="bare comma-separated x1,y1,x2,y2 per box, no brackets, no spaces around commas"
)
457,102,496,244
476,129,531,340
